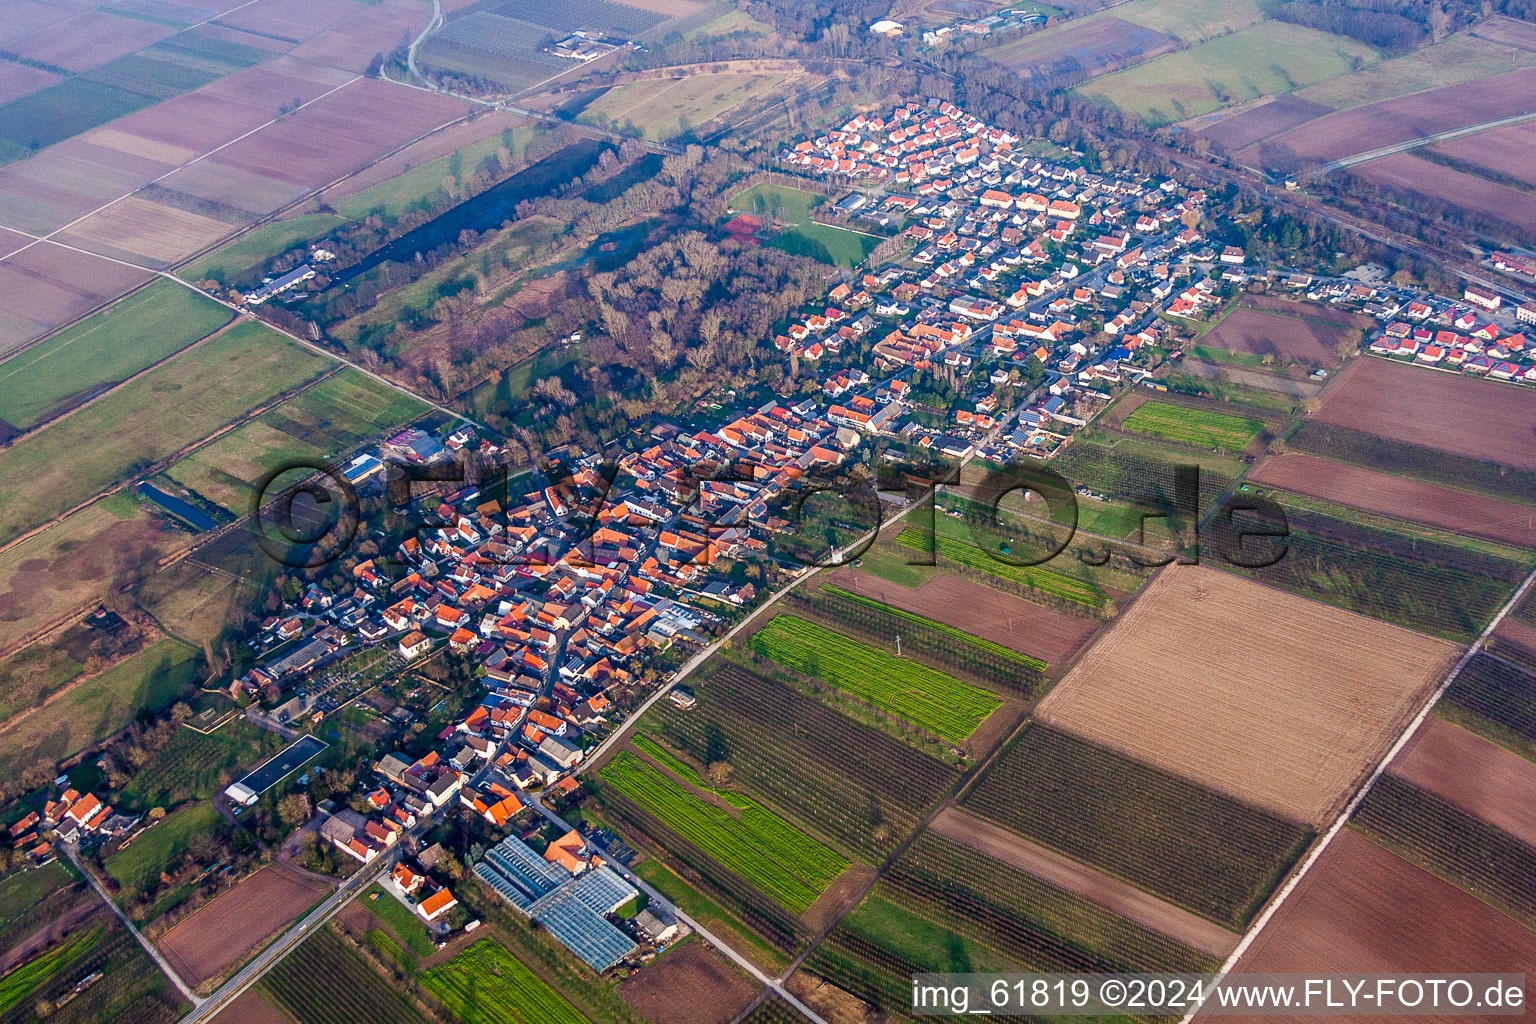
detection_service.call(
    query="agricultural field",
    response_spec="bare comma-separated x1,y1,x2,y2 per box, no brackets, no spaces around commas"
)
1228,830,1536,982
424,939,586,1024
769,222,880,269
1249,452,1536,549
1120,399,1262,451
158,864,328,987
961,724,1313,927
0,861,80,952
729,183,823,226
1046,429,1243,517
599,749,848,914
1198,299,1366,367
1350,153,1536,238
747,615,1001,743
579,71,788,141
642,664,962,864
1353,773,1536,929
1195,94,1337,153
1104,0,1264,43
1388,717,1536,847
1441,652,1536,760
1037,564,1457,824
828,565,1096,668
985,17,1177,81
618,939,759,1024
1220,492,1531,642
0,635,199,777
1237,64,1536,172
1079,20,1377,124
0,281,230,432
930,807,1238,957
897,522,1111,611
1432,118,1536,188
0,242,155,358
1309,355,1536,469
0,320,333,546
0,913,187,1024
120,719,284,811
103,801,223,901
261,927,430,1024
1297,20,1536,111
162,368,428,514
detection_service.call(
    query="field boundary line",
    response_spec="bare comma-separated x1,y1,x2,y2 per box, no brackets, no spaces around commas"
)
1183,559,1536,1022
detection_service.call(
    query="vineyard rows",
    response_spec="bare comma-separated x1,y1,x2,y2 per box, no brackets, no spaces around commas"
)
897,528,1107,609
423,939,585,1024
738,995,817,1024
1206,506,1524,643
748,615,1001,743
1291,421,1536,506
961,725,1311,927
790,589,1042,698
261,929,429,1024
817,585,1047,673
646,664,960,859
885,832,1219,974
804,928,923,1017
1445,653,1536,742
597,785,806,953
1353,774,1536,929
599,751,847,913
0,926,183,1024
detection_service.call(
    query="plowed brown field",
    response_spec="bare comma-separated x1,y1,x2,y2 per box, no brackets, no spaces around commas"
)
1249,453,1536,548
1313,356,1536,471
158,864,327,986
1036,565,1458,825
1211,831,1536,1023
1390,717,1536,845
826,567,1098,665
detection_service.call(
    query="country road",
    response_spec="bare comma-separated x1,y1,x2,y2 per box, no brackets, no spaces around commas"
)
1310,109,1536,175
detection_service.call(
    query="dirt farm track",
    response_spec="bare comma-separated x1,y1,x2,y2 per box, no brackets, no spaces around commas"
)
1036,565,1457,826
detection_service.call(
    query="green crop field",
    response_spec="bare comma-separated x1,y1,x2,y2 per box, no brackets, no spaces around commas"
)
599,750,847,913
818,585,1046,673
423,939,585,1024
1080,21,1379,124
262,927,429,1024
730,183,823,225
770,222,880,268
1110,0,1263,42
0,924,102,1013
897,528,1108,610
362,885,437,957
104,802,222,899
164,368,427,513
0,637,199,776
183,214,347,286
0,320,332,545
748,615,1002,743
1298,29,1536,110
963,725,1311,927
0,282,231,430
1121,400,1263,451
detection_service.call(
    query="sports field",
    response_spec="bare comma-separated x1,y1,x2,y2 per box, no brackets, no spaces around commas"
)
0,281,230,430
769,222,879,268
749,615,1001,743
1120,400,1263,451
730,183,823,225
599,750,847,913
0,320,332,544
1080,20,1378,124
